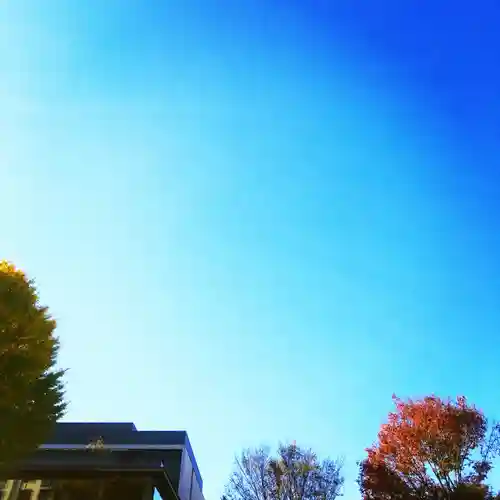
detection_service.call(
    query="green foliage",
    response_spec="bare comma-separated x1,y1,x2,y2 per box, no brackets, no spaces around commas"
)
0,261,66,473
223,442,343,500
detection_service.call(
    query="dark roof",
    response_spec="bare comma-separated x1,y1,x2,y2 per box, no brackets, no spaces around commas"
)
44,422,203,489
47,423,139,444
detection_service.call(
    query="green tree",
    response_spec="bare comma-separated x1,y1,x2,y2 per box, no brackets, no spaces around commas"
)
0,261,66,473
223,442,343,500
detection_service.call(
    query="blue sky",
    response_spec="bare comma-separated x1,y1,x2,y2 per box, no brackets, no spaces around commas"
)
2,1,500,499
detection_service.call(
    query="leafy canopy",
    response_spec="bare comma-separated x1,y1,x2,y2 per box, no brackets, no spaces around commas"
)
223,442,343,500
359,395,500,500
0,261,66,473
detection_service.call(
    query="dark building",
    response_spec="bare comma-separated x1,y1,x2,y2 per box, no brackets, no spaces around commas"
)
0,422,204,500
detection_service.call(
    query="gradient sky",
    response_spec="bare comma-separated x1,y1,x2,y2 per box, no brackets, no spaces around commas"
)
2,1,500,499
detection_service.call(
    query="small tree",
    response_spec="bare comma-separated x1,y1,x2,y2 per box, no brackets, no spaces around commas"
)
0,261,66,473
359,395,500,500
223,442,344,500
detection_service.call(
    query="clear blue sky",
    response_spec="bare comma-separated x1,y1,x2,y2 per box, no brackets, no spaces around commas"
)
2,1,500,499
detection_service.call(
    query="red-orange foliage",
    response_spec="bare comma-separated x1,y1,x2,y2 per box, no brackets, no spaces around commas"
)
359,395,500,500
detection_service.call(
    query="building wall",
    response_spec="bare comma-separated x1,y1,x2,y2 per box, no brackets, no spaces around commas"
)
178,450,194,500
0,479,152,500
0,480,52,500
189,472,203,500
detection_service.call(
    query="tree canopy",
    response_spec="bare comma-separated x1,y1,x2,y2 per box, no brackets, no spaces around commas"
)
0,261,66,473
223,442,343,500
359,395,500,500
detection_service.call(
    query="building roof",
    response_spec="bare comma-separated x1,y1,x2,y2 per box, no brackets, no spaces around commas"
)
43,422,203,490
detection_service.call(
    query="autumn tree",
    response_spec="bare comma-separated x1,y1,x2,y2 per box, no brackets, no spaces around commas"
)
359,395,500,500
0,261,66,474
223,442,344,500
